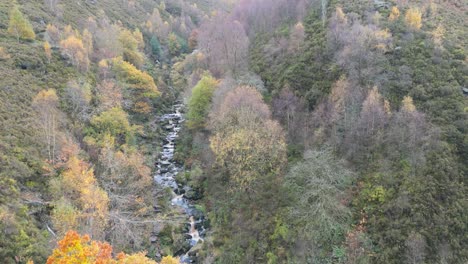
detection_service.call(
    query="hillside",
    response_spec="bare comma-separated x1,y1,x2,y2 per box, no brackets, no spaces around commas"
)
0,0,467,263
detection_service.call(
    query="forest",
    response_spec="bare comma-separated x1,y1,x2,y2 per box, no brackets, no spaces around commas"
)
0,0,466,263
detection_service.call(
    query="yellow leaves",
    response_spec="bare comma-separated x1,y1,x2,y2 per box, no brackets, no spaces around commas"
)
374,29,392,51
405,7,422,30
119,28,145,67
44,41,52,63
83,29,94,55
116,252,158,264
55,156,109,237
112,57,158,92
362,86,383,114
60,35,89,71
90,107,133,139
52,198,79,236
33,89,59,105
401,96,416,113
160,256,180,264
61,156,96,198
431,24,445,46
0,47,10,60
145,20,153,33
389,6,400,21
335,7,347,24
210,86,287,191
375,29,391,40
384,99,392,116
133,28,144,50
112,57,159,114
46,24,60,46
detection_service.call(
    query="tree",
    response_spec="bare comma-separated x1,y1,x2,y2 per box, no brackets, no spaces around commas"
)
405,232,426,264
188,29,199,50
210,86,286,191
8,6,35,42
198,15,249,76
344,87,389,162
272,86,306,143
112,57,160,114
63,80,92,121
168,33,182,56
45,24,60,46
160,256,180,264
89,107,134,144
116,252,158,264
335,20,390,86
288,22,305,53
60,35,89,71
47,230,159,264
82,29,93,56
186,74,218,130
119,29,145,68
33,89,59,163
97,80,122,110
97,137,154,251
389,6,400,21
431,24,445,47
282,149,354,263
405,7,422,30
150,36,161,59
53,156,109,238
47,230,112,264
44,41,52,63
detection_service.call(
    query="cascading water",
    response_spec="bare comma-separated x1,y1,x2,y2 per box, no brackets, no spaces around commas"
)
154,103,206,263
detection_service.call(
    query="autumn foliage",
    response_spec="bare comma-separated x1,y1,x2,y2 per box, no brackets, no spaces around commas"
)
47,230,168,264
405,7,422,30
112,57,160,114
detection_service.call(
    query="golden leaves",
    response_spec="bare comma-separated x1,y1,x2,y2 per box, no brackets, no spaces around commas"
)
389,6,400,21
405,7,422,30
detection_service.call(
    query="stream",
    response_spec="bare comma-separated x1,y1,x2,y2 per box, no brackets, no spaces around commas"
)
154,103,206,263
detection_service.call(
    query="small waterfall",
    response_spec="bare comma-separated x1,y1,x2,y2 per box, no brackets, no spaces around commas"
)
154,103,206,263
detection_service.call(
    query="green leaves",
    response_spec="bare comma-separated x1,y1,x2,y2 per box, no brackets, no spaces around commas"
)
186,74,218,130
8,6,35,42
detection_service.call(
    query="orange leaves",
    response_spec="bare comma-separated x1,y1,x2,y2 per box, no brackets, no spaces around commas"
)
47,230,113,264
52,156,109,237
48,231,168,264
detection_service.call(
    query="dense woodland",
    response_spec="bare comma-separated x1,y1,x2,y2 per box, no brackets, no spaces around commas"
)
0,0,466,263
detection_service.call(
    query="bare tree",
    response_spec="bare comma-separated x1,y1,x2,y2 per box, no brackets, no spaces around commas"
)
405,232,427,264
33,89,60,163
198,15,249,77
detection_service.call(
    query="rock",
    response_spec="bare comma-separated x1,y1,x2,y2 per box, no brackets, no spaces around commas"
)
184,189,203,200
